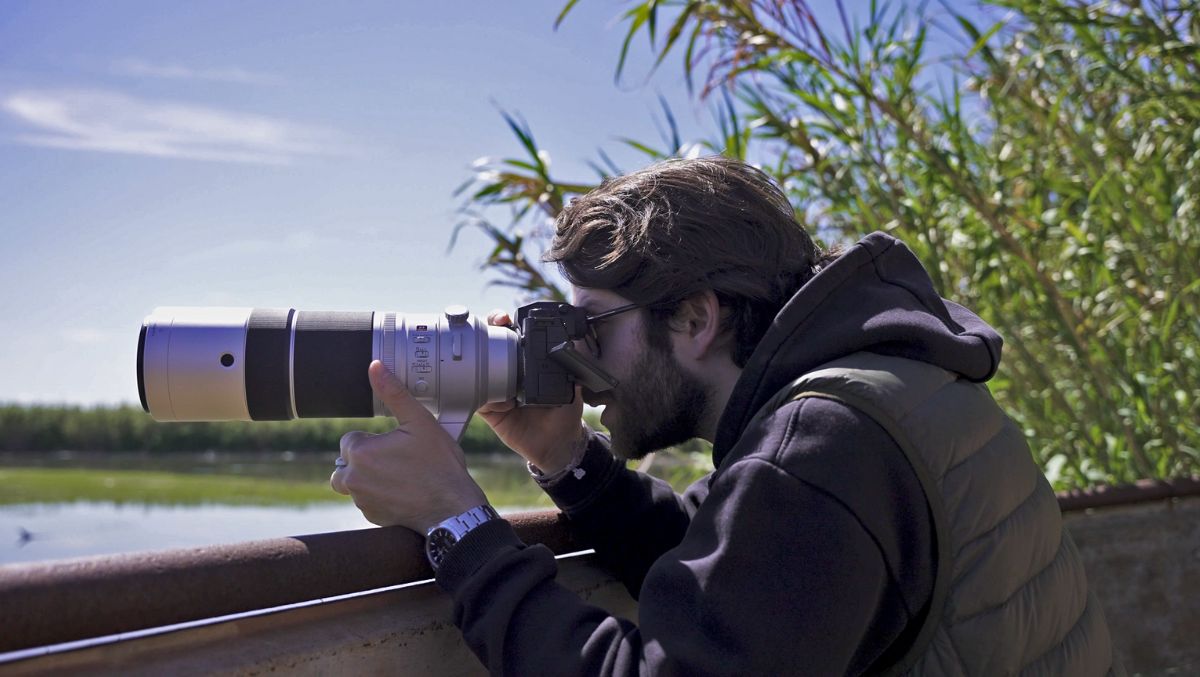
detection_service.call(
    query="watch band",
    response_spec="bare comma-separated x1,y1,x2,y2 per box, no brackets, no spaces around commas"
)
441,504,500,537
425,504,501,570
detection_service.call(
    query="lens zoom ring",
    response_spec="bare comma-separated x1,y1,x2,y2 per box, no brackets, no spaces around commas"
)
246,308,296,421
293,311,375,418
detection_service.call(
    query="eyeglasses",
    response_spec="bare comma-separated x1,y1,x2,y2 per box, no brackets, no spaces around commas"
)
582,303,644,359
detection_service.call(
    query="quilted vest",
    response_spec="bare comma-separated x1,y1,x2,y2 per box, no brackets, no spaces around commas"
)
761,352,1118,676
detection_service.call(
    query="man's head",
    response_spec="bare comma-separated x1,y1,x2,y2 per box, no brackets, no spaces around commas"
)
547,156,837,456
548,155,833,367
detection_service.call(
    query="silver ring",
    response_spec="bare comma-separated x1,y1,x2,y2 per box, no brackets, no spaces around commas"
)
334,456,348,470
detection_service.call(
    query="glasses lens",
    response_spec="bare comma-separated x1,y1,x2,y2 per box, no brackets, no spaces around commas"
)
583,302,646,359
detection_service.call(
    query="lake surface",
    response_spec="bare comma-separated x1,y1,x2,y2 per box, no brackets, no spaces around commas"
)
0,501,376,565
0,450,549,566
0,450,707,566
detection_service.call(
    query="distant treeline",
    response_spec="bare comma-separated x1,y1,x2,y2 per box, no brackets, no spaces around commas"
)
0,404,589,454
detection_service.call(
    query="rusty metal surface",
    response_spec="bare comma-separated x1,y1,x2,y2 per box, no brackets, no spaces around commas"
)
0,510,577,655
1056,476,1200,512
2,554,637,676
2,478,1198,658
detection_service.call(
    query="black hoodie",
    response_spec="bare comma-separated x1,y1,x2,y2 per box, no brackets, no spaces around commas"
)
436,232,1004,676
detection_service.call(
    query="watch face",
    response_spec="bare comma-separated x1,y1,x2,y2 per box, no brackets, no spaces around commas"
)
426,527,458,568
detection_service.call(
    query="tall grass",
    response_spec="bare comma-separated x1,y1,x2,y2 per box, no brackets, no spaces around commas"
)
454,0,1199,488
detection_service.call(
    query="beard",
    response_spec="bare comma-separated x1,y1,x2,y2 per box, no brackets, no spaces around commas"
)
601,340,709,460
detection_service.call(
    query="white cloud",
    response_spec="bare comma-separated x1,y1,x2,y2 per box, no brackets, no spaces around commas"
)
111,58,283,86
0,89,347,165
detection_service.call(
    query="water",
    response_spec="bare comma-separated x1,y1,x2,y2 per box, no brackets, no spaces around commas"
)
1,501,375,565
0,450,708,566
0,450,551,566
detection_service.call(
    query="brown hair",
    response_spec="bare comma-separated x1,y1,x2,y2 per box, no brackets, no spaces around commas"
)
546,155,840,367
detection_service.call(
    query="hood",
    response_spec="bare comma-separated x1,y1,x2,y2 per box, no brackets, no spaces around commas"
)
712,231,1003,465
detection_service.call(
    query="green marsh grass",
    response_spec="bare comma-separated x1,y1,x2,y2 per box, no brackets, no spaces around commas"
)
0,453,711,509
0,468,339,506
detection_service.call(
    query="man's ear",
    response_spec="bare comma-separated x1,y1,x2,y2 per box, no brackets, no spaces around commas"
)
670,290,726,361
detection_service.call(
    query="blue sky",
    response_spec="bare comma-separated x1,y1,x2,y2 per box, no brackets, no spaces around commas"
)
0,1,989,406
0,1,716,406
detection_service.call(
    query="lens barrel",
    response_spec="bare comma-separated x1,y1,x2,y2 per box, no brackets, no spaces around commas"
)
137,306,517,424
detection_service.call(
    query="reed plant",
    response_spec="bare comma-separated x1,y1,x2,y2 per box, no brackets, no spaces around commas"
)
454,0,1199,489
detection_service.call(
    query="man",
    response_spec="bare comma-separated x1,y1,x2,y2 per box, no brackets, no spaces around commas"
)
332,157,1117,675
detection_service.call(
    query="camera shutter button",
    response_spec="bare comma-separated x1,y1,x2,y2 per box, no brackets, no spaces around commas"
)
413,380,430,395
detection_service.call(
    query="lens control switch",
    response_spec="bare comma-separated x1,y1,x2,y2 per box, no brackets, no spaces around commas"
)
445,305,469,327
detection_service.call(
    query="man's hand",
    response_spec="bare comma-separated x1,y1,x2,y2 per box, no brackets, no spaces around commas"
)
476,310,586,475
331,360,488,534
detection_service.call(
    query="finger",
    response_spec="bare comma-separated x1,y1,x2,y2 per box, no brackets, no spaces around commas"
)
487,309,512,327
340,430,372,461
477,398,517,415
330,468,350,495
368,360,435,429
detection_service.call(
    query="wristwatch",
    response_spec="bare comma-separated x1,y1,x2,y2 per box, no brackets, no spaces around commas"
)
425,504,501,571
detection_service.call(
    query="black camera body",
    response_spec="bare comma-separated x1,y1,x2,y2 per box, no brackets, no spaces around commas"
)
516,301,617,406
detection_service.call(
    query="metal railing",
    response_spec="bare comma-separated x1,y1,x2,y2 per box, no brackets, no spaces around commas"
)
0,510,578,655
1,478,1197,665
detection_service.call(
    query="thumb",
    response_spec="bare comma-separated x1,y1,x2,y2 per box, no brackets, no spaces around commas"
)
368,360,434,429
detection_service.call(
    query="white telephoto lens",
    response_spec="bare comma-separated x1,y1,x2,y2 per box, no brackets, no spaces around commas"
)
138,306,519,440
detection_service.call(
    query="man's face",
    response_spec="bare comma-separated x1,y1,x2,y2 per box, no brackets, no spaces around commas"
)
574,288,708,460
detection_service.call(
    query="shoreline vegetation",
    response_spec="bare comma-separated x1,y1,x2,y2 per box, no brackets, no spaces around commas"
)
0,403,567,455
0,451,710,508
0,464,570,509
0,405,714,507
0,467,341,506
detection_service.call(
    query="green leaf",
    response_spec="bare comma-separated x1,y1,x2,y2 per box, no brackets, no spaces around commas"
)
647,0,658,50
966,17,1009,60
504,159,540,173
658,94,682,153
620,137,668,159
654,2,698,73
554,0,581,30
472,182,507,200
616,3,653,83
683,18,704,94
498,108,544,173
